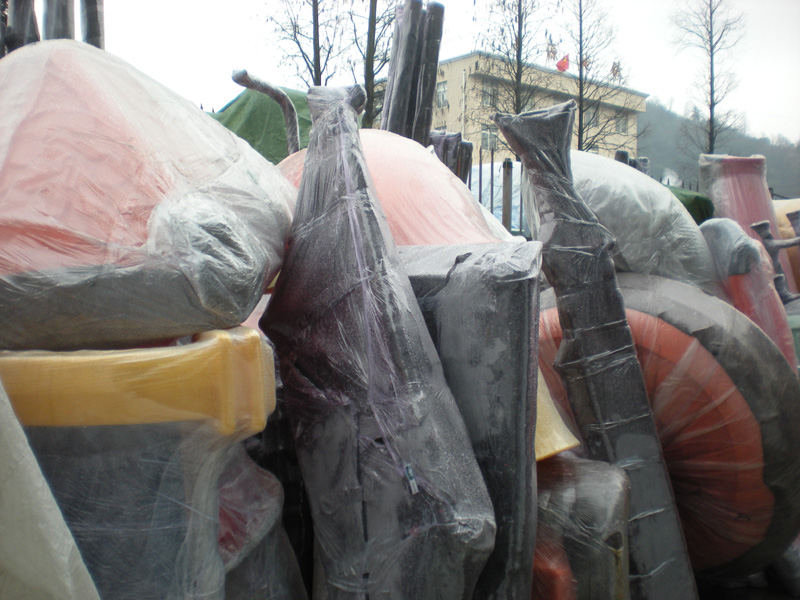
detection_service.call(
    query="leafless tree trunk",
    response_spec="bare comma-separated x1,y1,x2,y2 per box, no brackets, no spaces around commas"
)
470,0,553,154
267,0,346,87
561,0,641,153
673,0,744,154
347,0,398,128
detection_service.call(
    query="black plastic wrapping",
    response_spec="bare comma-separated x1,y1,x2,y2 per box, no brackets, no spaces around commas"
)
6,0,39,50
381,0,423,137
261,85,495,599
43,0,72,39
400,242,542,600
492,101,697,600
535,454,631,600
411,2,444,146
429,130,461,170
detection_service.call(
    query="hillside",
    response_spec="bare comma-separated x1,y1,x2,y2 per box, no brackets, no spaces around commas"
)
637,100,800,199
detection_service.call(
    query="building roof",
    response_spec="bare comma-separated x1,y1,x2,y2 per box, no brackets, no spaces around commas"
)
439,50,649,102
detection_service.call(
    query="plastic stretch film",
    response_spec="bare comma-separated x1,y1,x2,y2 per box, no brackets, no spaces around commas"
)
534,454,631,600
699,154,797,292
0,40,293,350
492,101,697,600
700,217,797,370
539,273,800,581
278,128,512,245
0,380,100,600
1,326,275,600
400,242,541,600
570,150,720,297
261,86,495,599
219,445,308,600
774,198,800,301
470,152,721,295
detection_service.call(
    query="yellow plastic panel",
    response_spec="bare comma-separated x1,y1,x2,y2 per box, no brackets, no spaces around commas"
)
0,327,274,438
535,369,580,461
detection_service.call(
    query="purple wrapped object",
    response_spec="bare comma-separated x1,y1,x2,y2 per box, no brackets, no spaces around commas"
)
261,85,495,599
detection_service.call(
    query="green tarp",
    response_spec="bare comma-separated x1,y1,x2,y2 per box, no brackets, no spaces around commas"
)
667,185,715,225
211,88,312,165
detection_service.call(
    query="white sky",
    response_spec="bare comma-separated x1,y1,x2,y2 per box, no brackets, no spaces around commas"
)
32,0,800,142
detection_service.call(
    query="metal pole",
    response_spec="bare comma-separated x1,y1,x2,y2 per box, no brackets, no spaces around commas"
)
490,148,495,213
502,158,512,231
478,147,483,206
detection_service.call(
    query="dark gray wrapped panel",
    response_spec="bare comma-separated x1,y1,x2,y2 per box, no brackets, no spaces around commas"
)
400,242,541,600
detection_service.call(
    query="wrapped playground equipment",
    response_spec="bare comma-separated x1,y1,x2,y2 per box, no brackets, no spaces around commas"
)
261,86,495,599
0,40,293,350
0,326,290,600
3,16,800,598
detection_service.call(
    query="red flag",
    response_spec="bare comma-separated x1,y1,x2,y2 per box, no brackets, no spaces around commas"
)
556,55,569,72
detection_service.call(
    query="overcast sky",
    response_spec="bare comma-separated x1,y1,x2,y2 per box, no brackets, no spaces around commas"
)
34,0,800,143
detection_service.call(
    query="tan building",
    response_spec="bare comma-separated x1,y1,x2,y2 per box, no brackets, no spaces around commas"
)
428,51,648,163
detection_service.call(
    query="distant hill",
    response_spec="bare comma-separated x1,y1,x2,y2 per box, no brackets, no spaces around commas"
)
638,100,800,199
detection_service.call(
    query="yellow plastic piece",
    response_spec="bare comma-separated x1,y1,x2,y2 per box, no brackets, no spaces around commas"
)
0,327,274,439
535,369,580,461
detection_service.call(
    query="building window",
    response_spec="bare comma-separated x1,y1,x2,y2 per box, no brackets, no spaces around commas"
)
615,113,628,134
481,81,497,109
481,124,498,151
435,81,447,109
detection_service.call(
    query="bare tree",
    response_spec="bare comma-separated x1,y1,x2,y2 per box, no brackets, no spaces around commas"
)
673,0,745,154
471,0,553,152
346,0,398,127
267,0,347,87
559,0,640,153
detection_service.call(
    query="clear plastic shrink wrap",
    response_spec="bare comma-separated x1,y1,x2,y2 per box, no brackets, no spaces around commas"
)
700,218,797,369
0,40,293,350
774,198,800,301
260,86,495,599
278,128,512,245
533,454,631,600
0,326,276,600
0,380,100,600
570,150,721,296
539,274,800,581
492,101,697,600
700,154,797,292
470,152,721,295
400,242,542,600
219,445,308,600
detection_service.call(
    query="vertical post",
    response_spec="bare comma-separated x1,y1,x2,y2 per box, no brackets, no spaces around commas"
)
502,158,512,231
478,147,483,206
81,0,104,49
0,0,7,57
43,0,74,40
490,147,495,213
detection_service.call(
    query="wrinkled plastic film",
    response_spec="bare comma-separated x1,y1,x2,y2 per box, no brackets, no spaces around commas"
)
279,129,510,246
539,273,800,581
700,154,797,293
492,101,697,599
700,218,797,370
0,40,293,350
262,86,495,599
534,454,631,600
219,446,308,600
1,327,276,599
0,381,100,600
400,242,541,600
